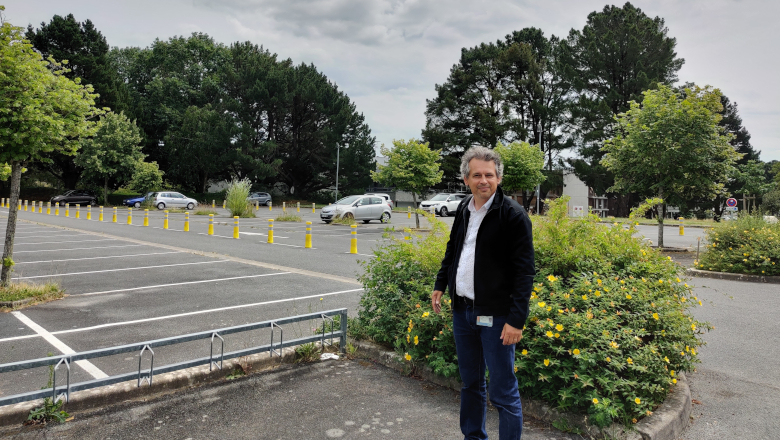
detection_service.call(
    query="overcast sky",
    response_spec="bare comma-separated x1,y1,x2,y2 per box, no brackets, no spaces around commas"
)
6,0,779,161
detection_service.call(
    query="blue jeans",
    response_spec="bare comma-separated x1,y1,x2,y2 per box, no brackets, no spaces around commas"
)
453,304,523,440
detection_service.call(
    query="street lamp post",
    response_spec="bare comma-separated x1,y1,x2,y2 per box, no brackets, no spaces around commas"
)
335,142,340,202
536,126,542,214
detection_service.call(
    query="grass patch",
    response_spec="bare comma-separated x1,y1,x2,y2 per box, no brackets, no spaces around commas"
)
275,213,302,222
194,208,218,216
331,213,356,225
602,217,716,227
0,282,63,308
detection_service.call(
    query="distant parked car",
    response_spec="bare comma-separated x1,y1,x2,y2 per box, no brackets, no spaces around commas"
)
148,192,198,210
320,195,392,224
420,193,467,216
247,192,273,206
50,190,97,206
123,192,154,208
364,193,393,209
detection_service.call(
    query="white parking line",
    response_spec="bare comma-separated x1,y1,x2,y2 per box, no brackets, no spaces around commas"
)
6,234,91,240
13,244,146,253
79,272,291,296
0,288,363,343
2,239,117,246
344,252,375,258
16,251,182,265
12,311,109,379
15,260,228,280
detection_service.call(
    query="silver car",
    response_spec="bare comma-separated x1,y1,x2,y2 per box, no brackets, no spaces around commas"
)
149,191,198,210
320,195,392,224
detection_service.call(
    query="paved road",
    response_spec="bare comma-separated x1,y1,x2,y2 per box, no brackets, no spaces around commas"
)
682,277,780,440
0,360,581,440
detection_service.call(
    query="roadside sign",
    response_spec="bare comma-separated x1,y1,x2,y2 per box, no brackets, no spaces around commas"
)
725,206,738,212
726,198,738,207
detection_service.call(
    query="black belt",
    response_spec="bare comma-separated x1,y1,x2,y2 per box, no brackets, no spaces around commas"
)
454,295,474,308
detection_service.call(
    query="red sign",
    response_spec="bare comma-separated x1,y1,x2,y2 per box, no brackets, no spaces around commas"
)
726,198,738,207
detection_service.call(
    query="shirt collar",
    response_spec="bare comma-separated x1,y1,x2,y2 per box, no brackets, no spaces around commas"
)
468,191,496,214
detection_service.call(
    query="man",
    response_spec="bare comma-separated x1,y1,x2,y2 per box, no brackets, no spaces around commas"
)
432,146,535,440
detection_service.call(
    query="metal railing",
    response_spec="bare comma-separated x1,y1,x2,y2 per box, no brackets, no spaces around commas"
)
0,308,347,407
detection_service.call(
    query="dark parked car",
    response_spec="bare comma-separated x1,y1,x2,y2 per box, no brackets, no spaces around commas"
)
247,192,272,206
50,190,97,206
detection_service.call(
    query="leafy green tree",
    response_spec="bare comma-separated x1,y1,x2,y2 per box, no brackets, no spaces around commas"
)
129,161,164,195
75,111,144,204
494,141,546,210
0,163,10,181
733,160,773,212
562,2,684,195
372,139,443,229
602,85,739,248
0,6,101,285
762,189,780,216
25,13,123,189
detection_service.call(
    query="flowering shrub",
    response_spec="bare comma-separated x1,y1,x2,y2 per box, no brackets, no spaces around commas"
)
696,215,779,275
356,197,709,427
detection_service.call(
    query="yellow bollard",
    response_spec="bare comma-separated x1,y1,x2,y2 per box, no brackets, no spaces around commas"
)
305,221,312,248
99,206,104,222
38,201,42,214
87,205,91,220
407,206,411,219
233,216,239,239
127,208,132,225
164,210,169,229
55,203,60,216
65,203,70,217
208,214,214,235
404,228,411,241
1,198,4,208
222,200,226,210
679,217,685,236
143,209,149,226
112,206,117,223
255,201,259,211
24,200,28,211
212,200,215,208
47,202,51,215
184,212,190,232
267,219,274,243
312,203,316,213
269,202,272,212
283,202,286,213
76,204,81,219
297,202,300,213
350,224,358,254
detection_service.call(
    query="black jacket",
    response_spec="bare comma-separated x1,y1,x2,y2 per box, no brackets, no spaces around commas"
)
434,187,535,329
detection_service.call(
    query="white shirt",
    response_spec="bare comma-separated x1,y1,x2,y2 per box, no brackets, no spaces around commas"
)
455,192,496,300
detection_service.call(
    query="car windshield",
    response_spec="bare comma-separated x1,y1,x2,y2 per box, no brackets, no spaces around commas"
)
62,190,75,196
335,195,361,205
430,194,449,201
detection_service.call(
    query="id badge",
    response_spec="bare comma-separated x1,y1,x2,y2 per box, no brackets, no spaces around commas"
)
477,316,493,327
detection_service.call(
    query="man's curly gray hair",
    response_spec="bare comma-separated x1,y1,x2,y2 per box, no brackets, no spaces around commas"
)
460,146,504,179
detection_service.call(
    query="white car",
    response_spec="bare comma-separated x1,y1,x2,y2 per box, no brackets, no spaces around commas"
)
149,191,198,210
420,193,467,216
320,195,392,224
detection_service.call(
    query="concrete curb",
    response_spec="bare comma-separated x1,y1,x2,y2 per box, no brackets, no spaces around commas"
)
685,268,780,284
0,298,33,308
353,340,692,440
0,347,298,427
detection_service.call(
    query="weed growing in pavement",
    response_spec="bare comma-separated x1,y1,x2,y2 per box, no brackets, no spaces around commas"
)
225,178,254,217
294,343,320,363
25,398,69,425
0,282,63,308
275,213,302,222
194,208,217,216
225,365,246,380
696,214,780,275
355,197,709,427
331,213,356,225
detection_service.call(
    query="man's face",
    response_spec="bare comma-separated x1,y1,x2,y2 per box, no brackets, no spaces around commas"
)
463,158,501,203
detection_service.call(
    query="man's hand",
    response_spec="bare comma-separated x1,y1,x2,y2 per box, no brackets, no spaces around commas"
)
432,290,443,314
500,323,523,346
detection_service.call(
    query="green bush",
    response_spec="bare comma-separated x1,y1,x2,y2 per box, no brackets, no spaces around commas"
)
355,197,709,427
225,178,253,217
761,189,780,216
696,215,779,275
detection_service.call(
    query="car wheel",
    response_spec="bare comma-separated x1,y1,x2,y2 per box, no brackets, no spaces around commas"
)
323,220,331,224
157,203,165,210
134,202,141,208
363,220,370,224
344,212,354,219
90,199,97,206
440,207,448,217
187,202,194,210
266,200,272,206
380,212,390,223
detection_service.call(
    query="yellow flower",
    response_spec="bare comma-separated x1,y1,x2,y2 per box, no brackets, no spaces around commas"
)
605,356,611,362
414,335,419,345
543,359,550,367
594,290,601,297
555,324,564,331
582,295,588,300
610,341,619,349
514,366,518,373
635,398,641,404
406,334,410,343
592,398,599,405
596,279,602,285
653,313,659,320
627,357,633,364
546,331,554,338
670,370,676,376
415,303,421,308
672,378,678,384
573,349,581,355
521,349,528,356
626,294,632,299
547,274,557,282
422,312,430,318
664,356,670,363
554,333,560,338
537,302,546,308
404,353,411,361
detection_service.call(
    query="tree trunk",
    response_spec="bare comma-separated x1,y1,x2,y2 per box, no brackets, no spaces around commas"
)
412,192,420,229
1,161,23,287
657,199,666,249
201,172,209,195
104,176,108,206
